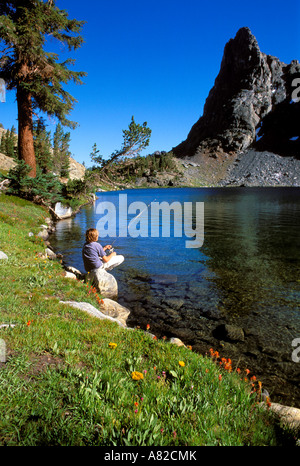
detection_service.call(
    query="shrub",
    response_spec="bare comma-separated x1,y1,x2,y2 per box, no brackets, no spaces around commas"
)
2,160,64,205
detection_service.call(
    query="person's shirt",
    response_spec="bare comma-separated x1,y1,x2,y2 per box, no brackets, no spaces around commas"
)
82,241,105,272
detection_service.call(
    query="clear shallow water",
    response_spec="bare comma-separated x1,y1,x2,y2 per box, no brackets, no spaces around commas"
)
50,187,300,406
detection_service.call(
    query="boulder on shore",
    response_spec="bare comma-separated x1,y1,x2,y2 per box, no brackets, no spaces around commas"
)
100,298,130,326
0,251,8,260
59,301,125,328
86,268,118,300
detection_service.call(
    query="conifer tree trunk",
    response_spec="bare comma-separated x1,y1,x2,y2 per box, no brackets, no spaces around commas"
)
17,84,36,178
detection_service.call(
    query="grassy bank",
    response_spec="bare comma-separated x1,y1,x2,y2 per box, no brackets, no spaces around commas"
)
0,193,294,446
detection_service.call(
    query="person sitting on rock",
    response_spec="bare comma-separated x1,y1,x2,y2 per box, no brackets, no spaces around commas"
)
82,228,124,272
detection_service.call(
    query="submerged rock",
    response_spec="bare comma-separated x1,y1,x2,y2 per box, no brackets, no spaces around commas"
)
150,274,178,285
214,323,245,342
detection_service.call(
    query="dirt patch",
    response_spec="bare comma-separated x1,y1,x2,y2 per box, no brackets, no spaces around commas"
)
26,352,64,378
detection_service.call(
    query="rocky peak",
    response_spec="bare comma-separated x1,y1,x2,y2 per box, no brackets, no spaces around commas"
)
173,27,300,158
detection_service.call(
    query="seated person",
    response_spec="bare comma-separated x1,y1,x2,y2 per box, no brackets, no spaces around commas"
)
82,228,124,272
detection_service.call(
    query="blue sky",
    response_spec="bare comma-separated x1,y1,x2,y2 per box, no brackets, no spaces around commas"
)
0,0,299,167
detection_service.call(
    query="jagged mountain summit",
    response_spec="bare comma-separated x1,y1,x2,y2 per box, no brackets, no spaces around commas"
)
172,27,300,161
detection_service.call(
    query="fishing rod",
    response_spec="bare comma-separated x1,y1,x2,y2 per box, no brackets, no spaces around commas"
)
105,237,118,255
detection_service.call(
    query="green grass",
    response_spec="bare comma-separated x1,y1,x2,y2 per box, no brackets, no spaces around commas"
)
0,193,295,446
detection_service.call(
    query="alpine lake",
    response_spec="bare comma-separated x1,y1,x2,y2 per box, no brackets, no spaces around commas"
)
49,187,300,408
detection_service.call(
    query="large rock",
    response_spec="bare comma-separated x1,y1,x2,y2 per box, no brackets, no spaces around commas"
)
54,202,73,219
100,298,130,326
0,338,6,363
59,301,126,327
0,151,16,172
262,402,300,433
173,27,300,158
86,268,118,299
0,251,8,260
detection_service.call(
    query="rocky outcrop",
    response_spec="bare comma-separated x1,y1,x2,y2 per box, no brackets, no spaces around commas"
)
173,27,300,160
0,152,16,172
68,156,86,181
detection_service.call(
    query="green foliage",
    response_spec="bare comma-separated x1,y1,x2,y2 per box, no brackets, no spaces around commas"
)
33,118,53,174
99,151,177,185
52,123,71,178
105,116,151,167
0,126,17,158
0,0,87,129
90,143,104,168
0,0,86,175
3,160,63,205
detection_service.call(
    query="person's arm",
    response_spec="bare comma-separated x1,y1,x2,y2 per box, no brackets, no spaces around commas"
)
102,251,116,263
97,243,116,263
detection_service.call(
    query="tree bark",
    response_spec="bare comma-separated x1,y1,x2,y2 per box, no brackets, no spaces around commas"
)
17,85,36,178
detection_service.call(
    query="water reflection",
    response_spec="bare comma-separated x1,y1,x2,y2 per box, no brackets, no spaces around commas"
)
201,188,300,320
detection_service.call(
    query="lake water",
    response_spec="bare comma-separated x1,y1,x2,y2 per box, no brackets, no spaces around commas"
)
50,187,300,407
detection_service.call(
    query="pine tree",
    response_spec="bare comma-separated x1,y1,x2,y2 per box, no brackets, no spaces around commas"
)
0,0,86,177
90,143,104,168
0,126,16,158
0,131,6,154
7,125,17,158
105,116,151,167
52,122,71,178
33,118,52,173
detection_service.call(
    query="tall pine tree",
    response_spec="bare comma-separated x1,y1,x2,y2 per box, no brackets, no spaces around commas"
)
52,122,71,178
0,0,86,177
33,118,52,173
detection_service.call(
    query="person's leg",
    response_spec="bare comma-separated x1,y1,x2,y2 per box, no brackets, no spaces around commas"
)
102,255,124,271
